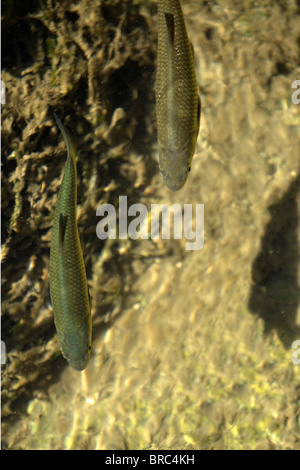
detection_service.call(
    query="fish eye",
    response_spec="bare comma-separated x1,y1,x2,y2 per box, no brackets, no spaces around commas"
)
188,166,191,172
88,344,92,351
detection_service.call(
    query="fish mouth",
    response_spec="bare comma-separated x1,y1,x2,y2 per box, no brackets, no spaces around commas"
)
65,353,90,371
68,359,89,371
59,331,91,371
158,147,191,191
160,164,189,191
163,174,187,191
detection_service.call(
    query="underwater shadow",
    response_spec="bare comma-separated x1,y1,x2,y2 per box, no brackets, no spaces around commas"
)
248,173,300,348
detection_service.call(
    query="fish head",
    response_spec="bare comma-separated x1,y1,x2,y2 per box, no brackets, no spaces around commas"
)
59,330,91,371
159,130,198,191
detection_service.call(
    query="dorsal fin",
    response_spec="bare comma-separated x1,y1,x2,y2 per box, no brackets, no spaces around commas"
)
164,12,175,47
197,95,201,128
59,213,68,251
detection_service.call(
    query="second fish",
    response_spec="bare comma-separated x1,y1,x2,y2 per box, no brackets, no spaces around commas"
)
156,0,201,191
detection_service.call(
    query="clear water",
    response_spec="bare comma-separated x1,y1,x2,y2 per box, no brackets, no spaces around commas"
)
1,0,300,450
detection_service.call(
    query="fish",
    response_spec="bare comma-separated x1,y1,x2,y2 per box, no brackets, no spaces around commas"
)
50,114,92,371
156,0,201,191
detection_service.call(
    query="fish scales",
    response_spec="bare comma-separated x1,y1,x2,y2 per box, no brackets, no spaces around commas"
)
156,0,200,191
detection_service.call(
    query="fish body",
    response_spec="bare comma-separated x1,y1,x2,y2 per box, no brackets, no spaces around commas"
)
50,114,91,371
156,0,200,191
